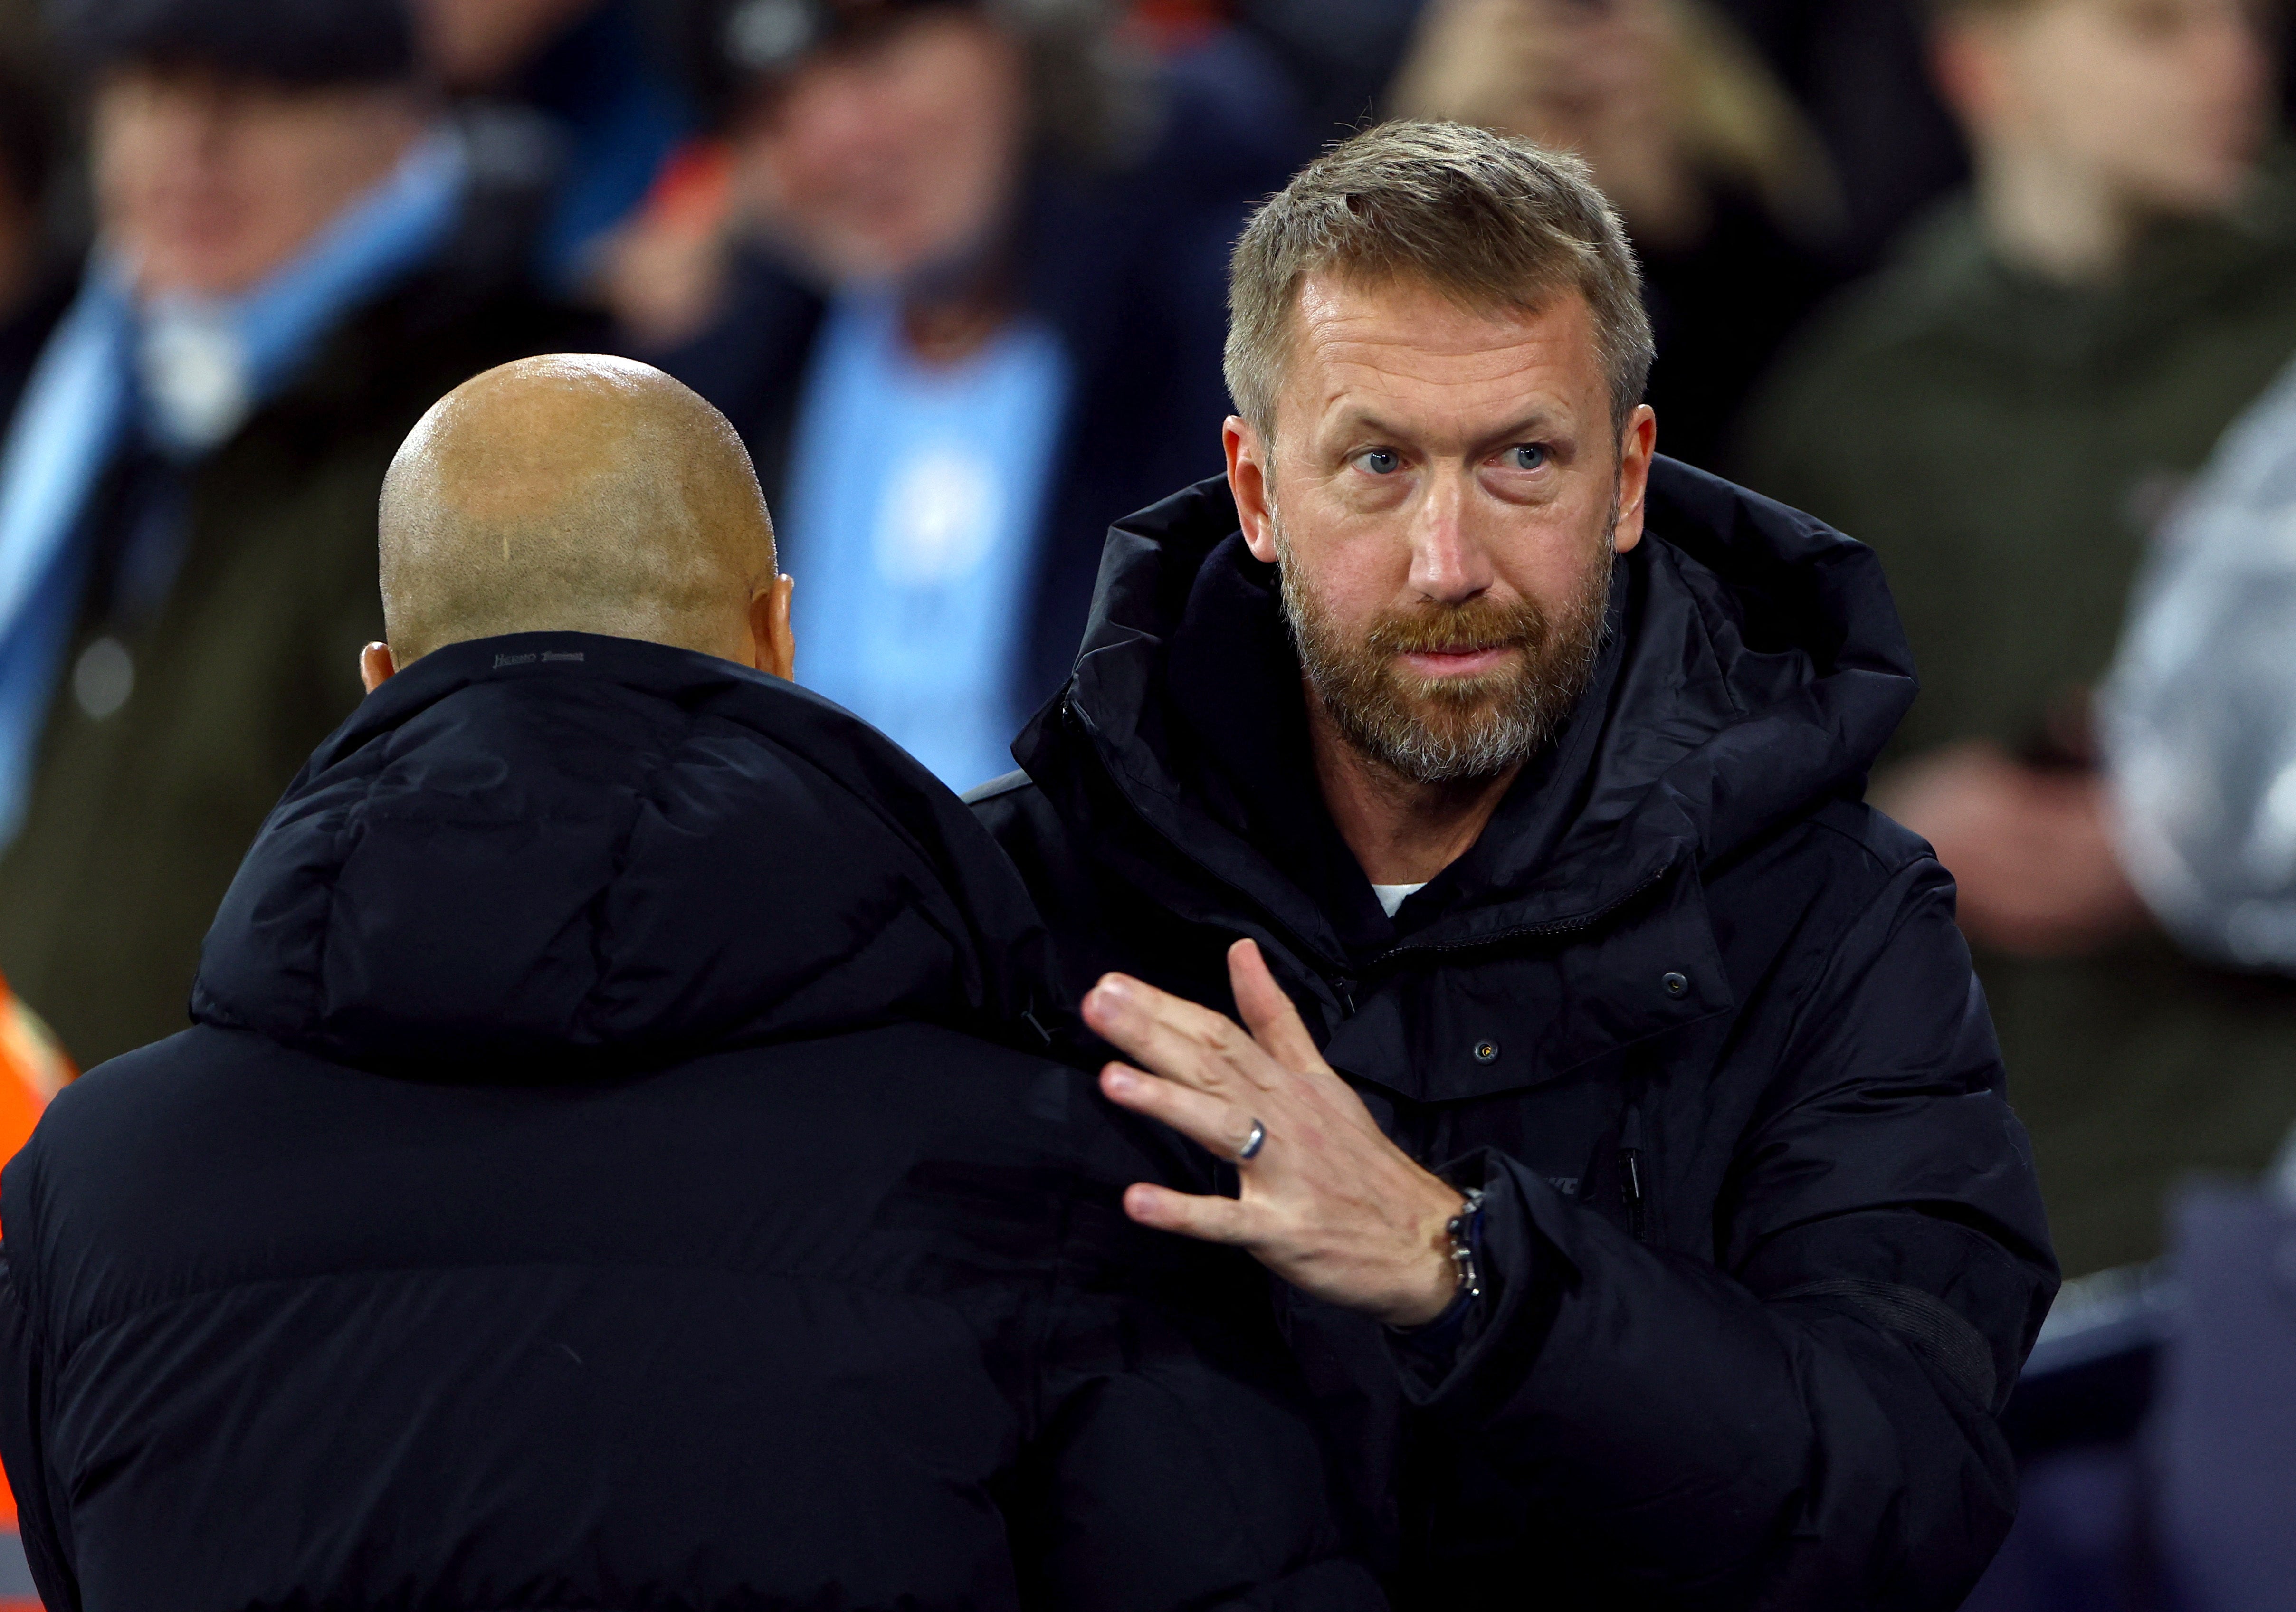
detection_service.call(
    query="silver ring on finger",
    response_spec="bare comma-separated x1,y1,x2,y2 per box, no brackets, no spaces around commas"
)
1238,1118,1267,1163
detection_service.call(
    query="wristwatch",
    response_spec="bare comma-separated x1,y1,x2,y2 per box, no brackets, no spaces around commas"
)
1445,1186,1487,1301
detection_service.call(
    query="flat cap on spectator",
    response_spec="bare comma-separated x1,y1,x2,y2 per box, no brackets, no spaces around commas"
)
43,0,418,84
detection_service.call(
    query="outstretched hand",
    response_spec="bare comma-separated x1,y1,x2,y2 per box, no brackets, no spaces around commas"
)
1083,940,1466,1328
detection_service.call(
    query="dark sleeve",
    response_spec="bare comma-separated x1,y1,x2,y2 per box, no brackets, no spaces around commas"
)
1019,1283,1389,1612
0,1166,79,1612
999,1154,1388,1612
1401,858,2056,1609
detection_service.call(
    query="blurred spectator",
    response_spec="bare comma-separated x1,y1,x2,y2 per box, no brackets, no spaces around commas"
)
1389,0,1847,468
2107,353,2296,973
0,0,595,1069
1714,0,1972,271
622,0,1301,790
414,0,698,288
1740,0,2296,1278
1160,0,1974,277
0,6,72,428
0,31,78,1592
1221,0,1977,276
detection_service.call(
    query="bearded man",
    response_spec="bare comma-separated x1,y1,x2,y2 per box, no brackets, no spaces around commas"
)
970,122,2058,1608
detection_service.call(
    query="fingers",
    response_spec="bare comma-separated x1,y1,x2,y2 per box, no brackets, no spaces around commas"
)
1100,1064,1259,1159
1227,939,1327,1072
1123,1181,1254,1245
1081,972,1277,1096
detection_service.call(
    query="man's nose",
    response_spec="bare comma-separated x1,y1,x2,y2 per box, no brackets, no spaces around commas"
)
1406,470,1496,605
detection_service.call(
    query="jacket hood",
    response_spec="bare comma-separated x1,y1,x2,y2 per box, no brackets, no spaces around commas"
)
194,633,1051,1078
1014,459,1917,972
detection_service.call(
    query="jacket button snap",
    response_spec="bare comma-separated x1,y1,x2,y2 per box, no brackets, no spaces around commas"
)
1471,1039,1500,1065
1661,972,1689,998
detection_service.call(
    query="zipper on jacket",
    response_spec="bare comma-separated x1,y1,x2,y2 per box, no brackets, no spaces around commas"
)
1618,1101,1648,1242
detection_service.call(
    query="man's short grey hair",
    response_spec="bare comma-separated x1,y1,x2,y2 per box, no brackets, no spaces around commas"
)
1225,120,1656,441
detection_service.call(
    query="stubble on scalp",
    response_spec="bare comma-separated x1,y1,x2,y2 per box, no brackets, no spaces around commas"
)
378,354,774,665
1273,495,1617,786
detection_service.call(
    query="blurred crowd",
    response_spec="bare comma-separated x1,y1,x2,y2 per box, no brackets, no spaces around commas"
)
2,0,2296,1601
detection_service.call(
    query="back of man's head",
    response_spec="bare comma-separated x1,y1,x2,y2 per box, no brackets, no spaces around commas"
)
379,354,781,669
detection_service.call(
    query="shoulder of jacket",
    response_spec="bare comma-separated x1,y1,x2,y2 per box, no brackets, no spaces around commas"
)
2,1036,193,1271
34,1030,224,1145
1712,795,1944,919
964,768,1100,904
1804,794,1938,875
964,770,1067,851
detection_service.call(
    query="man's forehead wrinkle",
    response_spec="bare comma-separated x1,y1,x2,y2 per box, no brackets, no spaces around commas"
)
1286,278,1603,449
1305,343,1576,443
1297,269,1553,348
1311,341,1560,400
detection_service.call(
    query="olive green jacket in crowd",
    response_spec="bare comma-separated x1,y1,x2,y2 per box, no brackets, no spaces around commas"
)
0,186,591,1071
1740,183,2296,1278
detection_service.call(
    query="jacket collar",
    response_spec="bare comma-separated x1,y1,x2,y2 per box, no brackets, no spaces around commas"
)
197,632,1054,1078
1016,460,1916,979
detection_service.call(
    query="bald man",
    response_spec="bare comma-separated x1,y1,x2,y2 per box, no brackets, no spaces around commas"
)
0,357,1382,1612
367,354,796,685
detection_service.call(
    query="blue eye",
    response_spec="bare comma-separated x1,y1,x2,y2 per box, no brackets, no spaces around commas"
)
1357,448,1400,475
1510,444,1548,470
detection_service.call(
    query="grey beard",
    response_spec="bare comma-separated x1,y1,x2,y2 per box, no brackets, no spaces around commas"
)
1273,505,1615,786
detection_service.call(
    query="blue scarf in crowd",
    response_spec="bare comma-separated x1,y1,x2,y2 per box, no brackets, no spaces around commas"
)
0,128,469,849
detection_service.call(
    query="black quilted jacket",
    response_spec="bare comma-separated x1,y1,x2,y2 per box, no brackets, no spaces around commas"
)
970,461,2061,1609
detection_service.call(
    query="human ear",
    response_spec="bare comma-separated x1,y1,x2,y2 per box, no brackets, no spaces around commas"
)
1225,416,1281,564
1610,404,1658,555
360,642,397,693
750,573,796,681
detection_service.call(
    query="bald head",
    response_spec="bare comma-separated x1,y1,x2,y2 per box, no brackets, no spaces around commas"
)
379,356,783,669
